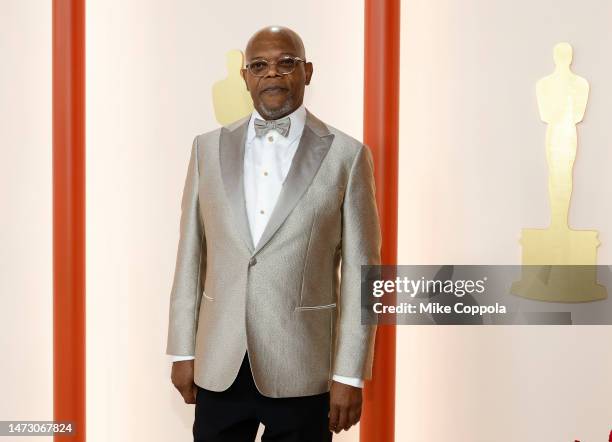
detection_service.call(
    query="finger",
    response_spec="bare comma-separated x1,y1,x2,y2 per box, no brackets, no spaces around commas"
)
337,408,349,433
348,406,361,427
328,404,340,433
181,386,196,404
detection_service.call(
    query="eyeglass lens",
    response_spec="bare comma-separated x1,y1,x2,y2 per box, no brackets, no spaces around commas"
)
248,58,298,76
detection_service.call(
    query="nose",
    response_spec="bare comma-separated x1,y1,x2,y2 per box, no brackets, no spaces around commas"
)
264,62,282,78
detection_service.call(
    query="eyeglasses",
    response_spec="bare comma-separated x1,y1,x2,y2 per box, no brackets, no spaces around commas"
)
244,55,305,77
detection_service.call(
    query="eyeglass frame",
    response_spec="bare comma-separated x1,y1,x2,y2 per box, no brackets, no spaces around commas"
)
243,55,307,77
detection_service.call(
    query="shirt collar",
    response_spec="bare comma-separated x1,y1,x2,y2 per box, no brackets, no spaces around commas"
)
246,103,307,144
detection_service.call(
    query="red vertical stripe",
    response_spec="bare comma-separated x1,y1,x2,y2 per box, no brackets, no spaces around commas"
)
53,0,86,440
361,0,399,441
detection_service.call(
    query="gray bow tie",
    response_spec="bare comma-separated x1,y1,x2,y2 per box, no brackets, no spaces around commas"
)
254,117,291,137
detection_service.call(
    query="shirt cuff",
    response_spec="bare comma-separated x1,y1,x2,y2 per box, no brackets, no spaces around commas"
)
332,374,364,388
170,355,195,362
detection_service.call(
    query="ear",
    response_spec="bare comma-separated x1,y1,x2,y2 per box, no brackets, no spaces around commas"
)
304,62,313,85
240,68,250,91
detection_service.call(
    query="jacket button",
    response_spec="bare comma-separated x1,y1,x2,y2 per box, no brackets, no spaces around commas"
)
249,257,257,266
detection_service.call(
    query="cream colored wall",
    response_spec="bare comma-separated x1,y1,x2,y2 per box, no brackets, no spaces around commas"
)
5,1,611,441
397,0,612,440
0,1,52,441
86,1,363,441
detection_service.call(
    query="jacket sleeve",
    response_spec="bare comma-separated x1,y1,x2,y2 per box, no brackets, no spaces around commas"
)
333,144,381,379
165,135,206,356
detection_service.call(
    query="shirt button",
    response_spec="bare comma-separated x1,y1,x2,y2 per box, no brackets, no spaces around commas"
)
263,171,268,176
249,257,257,266
267,136,273,142
260,210,265,214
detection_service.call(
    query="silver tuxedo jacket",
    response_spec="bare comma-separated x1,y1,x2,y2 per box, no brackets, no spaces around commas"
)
166,109,381,398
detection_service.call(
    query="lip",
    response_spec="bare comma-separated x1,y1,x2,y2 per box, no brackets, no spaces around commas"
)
260,86,288,94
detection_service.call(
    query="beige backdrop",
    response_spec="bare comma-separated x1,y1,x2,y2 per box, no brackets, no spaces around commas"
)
0,1,52,441
3,1,612,442
397,0,612,440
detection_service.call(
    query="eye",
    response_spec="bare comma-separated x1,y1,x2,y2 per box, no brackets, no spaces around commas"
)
278,58,296,68
249,60,267,73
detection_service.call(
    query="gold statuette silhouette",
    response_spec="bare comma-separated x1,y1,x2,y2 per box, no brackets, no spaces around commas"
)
212,49,254,125
511,43,607,302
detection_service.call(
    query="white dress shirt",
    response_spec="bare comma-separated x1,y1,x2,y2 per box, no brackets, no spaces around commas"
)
171,104,363,389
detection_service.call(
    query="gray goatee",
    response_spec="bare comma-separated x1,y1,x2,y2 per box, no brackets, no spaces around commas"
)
258,95,296,120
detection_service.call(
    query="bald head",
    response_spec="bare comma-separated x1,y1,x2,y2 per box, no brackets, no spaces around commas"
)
245,26,305,61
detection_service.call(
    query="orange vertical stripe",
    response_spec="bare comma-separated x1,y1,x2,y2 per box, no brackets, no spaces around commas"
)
53,0,86,440
361,0,400,441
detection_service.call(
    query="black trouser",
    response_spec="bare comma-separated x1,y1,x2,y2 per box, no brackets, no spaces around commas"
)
193,352,333,442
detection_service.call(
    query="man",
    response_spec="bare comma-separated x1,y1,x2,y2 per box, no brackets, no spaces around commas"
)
166,25,381,441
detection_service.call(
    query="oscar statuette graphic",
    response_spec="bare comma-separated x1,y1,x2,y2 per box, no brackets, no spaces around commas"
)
212,49,254,125
511,42,607,302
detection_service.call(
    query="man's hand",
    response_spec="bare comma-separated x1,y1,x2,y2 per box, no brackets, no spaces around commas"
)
328,380,363,433
171,360,198,404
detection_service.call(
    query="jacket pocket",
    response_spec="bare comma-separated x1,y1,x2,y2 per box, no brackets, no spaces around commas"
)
294,303,337,311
